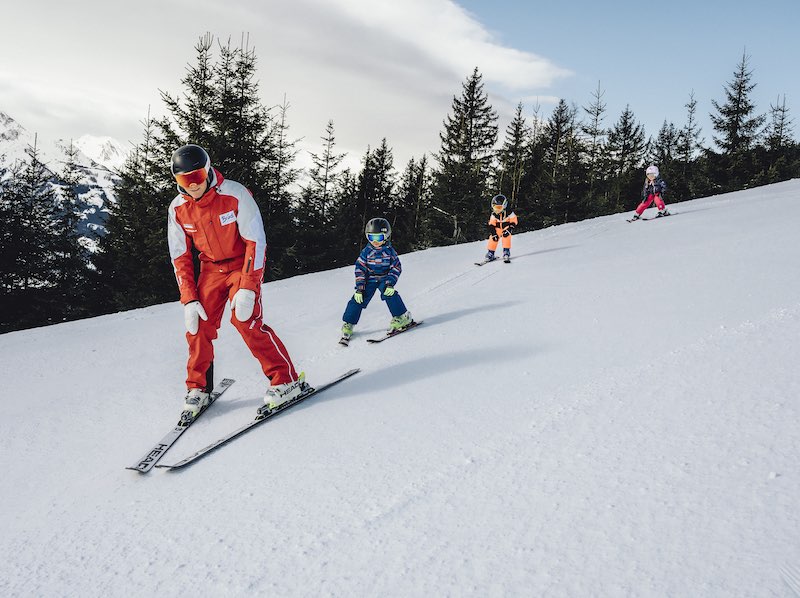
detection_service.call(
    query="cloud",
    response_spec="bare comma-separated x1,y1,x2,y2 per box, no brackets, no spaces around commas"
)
1,0,572,170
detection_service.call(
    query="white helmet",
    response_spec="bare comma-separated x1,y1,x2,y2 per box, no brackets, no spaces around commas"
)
645,164,659,177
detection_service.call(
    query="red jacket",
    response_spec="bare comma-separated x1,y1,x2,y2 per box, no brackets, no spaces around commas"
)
167,168,267,304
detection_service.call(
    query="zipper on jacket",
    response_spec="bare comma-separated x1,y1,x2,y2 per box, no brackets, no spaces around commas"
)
245,256,252,273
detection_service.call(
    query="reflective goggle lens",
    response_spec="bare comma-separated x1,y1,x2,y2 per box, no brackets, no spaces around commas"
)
367,233,386,243
174,167,208,188
492,204,505,212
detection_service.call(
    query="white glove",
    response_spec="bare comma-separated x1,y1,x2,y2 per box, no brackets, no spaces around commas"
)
184,301,208,335
231,288,256,322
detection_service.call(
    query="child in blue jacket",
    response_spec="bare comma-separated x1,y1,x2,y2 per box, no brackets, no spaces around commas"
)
340,218,412,343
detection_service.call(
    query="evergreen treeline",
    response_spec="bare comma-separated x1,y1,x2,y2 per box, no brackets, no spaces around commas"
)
2,42,798,333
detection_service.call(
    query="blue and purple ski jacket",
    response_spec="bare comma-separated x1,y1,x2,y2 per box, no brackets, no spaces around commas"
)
353,243,402,291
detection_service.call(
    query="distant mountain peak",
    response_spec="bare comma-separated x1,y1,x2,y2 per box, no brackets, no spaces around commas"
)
74,134,129,171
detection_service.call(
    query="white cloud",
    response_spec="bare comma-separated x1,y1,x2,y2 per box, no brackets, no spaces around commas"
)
1,0,571,170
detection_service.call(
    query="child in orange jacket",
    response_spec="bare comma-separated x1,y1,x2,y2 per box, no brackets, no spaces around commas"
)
484,194,518,263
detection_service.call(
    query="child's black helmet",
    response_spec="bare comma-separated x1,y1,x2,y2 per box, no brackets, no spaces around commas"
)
365,218,391,243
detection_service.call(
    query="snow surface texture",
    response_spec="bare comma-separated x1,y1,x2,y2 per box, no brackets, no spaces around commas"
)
1,182,799,597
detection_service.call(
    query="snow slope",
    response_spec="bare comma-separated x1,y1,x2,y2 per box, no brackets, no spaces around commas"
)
1,181,799,597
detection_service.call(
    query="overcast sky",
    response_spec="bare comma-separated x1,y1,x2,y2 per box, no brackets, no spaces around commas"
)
2,0,798,171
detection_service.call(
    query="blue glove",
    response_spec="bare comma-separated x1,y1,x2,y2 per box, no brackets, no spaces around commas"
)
354,291,364,304
383,285,396,297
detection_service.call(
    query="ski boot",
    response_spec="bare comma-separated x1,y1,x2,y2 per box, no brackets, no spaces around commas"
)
339,322,354,346
485,250,496,262
655,209,670,218
627,213,641,222
264,372,308,411
182,388,210,422
388,311,413,332
503,248,511,263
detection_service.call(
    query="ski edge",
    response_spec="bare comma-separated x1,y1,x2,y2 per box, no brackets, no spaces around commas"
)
366,320,423,343
156,368,360,470
125,378,235,473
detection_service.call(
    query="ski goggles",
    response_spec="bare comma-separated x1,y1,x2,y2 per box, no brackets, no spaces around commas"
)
173,167,208,188
366,233,387,243
492,203,505,213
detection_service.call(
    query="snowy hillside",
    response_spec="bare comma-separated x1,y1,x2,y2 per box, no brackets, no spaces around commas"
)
1,182,799,597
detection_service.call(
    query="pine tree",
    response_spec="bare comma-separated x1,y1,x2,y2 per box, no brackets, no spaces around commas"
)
606,105,647,211
430,68,498,243
518,103,548,229
762,94,798,182
649,122,679,171
0,139,59,331
495,103,529,204
710,52,765,155
95,113,175,312
159,33,216,148
540,99,584,224
581,82,610,213
676,91,705,198
709,52,766,190
51,140,94,319
295,120,348,273
764,95,794,153
393,155,431,252
262,95,302,280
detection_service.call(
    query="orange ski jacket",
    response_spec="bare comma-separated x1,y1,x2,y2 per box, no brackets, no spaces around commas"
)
488,211,519,236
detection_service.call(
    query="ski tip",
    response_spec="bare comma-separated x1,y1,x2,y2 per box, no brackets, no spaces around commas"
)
154,463,178,470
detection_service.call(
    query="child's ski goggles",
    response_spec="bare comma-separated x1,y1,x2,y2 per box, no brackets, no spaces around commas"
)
366,233,387,243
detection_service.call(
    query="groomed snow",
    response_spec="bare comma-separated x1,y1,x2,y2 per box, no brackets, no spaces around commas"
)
2,181,799,597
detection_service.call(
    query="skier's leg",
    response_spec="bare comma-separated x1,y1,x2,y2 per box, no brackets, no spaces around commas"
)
227,272,299,386
185,271,228,389
636,194,656,215
380,282,408,317
501,233,512,258
342,280,378,325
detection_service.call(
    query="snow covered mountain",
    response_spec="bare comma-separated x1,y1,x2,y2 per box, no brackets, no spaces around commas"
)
1,181,799,597
0,110,120,245
74,134,128,171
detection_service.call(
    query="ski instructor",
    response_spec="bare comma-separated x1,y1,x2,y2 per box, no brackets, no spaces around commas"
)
167,143,306,418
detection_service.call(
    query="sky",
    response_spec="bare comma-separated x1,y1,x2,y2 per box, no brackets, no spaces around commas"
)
2,181,799,596
2,0,799,172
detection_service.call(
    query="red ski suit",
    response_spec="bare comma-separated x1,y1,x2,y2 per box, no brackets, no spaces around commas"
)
167,168,298,390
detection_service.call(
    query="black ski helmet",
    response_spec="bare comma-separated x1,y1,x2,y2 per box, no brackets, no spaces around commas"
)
491,194,508,212
365,217,391,242
171,144,211,186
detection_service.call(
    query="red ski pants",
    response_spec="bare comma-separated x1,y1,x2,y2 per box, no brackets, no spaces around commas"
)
185,268,298,390
635,193,666,215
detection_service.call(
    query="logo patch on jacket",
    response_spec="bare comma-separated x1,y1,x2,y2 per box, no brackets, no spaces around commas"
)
219,210,237,226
